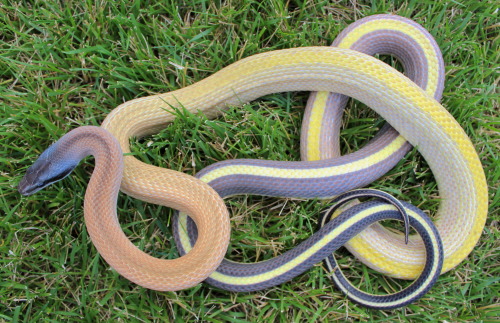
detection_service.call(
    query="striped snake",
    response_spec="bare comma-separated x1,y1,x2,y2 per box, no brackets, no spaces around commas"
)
18,15,487,308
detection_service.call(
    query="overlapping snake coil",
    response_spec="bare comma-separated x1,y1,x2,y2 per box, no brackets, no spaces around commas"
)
19,15,487,309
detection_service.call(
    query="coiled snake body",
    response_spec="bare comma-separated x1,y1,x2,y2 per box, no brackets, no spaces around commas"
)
19,15,487,308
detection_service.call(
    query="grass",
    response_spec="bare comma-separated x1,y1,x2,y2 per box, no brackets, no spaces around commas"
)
1,0,498,321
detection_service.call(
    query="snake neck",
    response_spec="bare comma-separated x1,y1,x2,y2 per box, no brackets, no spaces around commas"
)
50,126,123,208
63,127,125,217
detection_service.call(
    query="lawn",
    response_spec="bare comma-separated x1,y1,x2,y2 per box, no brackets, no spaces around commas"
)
1,0,498,321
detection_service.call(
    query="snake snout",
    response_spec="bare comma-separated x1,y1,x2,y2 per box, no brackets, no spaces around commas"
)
18,146,79,196
18,162,44,196
18,176,35,196
18,164,49,196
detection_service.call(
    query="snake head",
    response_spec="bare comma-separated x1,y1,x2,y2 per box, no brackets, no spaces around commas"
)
18,142,79,196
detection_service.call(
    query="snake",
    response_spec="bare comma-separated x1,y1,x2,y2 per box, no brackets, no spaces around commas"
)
18,14,487,307
173,187,443,309
18,126,231,290
171,14,486,288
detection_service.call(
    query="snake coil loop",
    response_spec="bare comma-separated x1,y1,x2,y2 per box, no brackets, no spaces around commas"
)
318,189,443,310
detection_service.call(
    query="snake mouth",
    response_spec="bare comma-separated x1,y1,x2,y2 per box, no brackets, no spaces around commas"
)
18,177,41,196
18,157,79,197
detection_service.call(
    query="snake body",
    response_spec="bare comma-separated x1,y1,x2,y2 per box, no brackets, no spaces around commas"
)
316,191,443,309
302,15,449,280
19,15,487,306
172,14,486,285
18,126,230,290
174,188,443,309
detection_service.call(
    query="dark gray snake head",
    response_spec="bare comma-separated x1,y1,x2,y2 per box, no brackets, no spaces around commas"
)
18,141,80,196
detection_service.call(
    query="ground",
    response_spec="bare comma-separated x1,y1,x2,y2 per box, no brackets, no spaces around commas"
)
1,0,498,321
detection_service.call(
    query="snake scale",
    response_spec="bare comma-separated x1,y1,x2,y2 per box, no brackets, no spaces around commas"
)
18,15,487,308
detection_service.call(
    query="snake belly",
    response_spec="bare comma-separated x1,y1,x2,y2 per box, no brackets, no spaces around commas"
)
101,24,487,289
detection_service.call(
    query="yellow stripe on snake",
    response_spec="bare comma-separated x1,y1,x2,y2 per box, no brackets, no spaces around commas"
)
165,16,486,279
18,15,487,308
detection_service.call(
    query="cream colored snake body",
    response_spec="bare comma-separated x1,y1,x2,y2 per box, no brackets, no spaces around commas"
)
19,15,487,297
